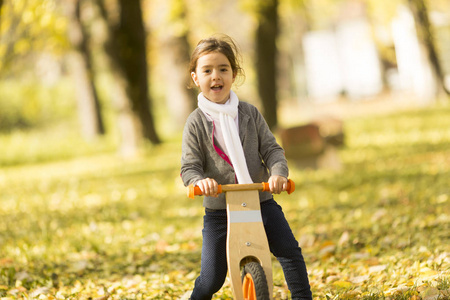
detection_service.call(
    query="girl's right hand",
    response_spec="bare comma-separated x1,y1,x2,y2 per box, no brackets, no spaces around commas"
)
196,178,219,197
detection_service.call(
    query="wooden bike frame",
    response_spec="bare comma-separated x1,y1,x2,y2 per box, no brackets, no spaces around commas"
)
188,180,295,299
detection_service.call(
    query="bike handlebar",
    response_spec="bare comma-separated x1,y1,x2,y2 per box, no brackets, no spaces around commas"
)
187,179,295,199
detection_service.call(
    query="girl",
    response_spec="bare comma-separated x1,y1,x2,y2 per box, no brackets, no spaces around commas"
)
180,34,312,300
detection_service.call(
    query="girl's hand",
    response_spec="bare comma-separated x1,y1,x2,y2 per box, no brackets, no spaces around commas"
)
196,178,219,197
268,175,288,194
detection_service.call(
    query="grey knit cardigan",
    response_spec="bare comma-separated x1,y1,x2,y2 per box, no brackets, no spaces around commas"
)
180,101,289,209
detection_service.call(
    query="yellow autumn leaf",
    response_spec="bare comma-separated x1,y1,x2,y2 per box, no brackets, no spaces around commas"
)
420,287,440,297
406,280,416,286
333,280,352,289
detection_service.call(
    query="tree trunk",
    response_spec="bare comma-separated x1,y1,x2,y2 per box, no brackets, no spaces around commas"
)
117,0,160,143
66,0,105,140
408,0,450,96
0,0,4,30
255,0,279,129
157,0,196,129
98,0,160,152
160,34,197,128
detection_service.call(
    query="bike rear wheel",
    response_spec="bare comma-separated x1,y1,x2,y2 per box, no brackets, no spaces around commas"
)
241,262,270,300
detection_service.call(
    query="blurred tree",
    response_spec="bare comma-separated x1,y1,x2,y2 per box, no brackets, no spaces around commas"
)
66,0,105,139
97,0,160,156
277,0,311,101
255,0,279,129
366,0,401,90
0,0,67,77
0,0,69,131
156,0,196,128
408,0,450,96
0,0,3,27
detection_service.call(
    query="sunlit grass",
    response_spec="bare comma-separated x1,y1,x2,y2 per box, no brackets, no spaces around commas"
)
0,103,449,299
0,129,115,167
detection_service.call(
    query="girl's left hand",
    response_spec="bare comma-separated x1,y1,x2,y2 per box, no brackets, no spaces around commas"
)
268,175,288,194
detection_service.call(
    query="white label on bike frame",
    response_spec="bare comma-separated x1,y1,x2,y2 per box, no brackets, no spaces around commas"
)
229,210,262,223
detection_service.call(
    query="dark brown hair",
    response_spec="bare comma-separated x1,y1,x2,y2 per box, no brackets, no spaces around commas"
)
189,34,245,88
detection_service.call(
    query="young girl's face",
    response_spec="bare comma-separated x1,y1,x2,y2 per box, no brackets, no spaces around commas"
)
191,51,236,104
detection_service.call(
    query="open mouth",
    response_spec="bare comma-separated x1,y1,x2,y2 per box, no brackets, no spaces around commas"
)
211,84,223,91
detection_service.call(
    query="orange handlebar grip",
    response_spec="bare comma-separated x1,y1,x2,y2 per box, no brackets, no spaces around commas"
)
188,185,203,199
188,184,224,199
286,179,295,194
262,180,295,194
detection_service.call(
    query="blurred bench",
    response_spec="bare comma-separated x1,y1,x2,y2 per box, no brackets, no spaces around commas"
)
278,116,344,170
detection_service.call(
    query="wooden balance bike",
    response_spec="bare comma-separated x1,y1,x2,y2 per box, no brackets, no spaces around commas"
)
188,180,295,300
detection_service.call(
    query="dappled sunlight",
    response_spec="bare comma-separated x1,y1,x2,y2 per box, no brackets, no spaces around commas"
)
1,105,449,299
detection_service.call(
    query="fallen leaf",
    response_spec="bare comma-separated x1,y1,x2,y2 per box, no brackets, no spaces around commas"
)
338,231,350,246
369,265,386,273
326,275,340,284
420,287,440,300
30,287,50,298
351,275,369,284
319,241,336,258
333,280,352,289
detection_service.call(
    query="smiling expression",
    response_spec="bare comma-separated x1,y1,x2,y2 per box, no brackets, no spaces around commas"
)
191,52,236,104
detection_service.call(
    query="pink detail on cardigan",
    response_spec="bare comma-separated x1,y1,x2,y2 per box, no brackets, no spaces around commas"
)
212,121,237,183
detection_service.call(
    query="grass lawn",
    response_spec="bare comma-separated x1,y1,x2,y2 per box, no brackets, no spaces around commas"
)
0,103,449,299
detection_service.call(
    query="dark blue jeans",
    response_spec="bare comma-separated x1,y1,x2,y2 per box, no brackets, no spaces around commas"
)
190,198,312,300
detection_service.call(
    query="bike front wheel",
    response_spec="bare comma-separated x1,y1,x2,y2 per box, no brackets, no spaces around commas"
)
241,262,270,300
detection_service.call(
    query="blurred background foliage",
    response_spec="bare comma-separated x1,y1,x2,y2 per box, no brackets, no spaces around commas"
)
0,0,449,155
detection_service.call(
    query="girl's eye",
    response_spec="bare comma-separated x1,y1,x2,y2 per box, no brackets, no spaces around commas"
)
221,68,228,72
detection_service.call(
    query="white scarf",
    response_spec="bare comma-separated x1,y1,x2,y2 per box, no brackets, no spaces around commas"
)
197,90,253,184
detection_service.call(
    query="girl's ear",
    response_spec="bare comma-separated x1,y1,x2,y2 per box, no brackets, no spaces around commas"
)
191,72,200,87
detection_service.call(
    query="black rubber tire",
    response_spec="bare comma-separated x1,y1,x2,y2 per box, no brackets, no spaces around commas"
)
241,262,270,300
